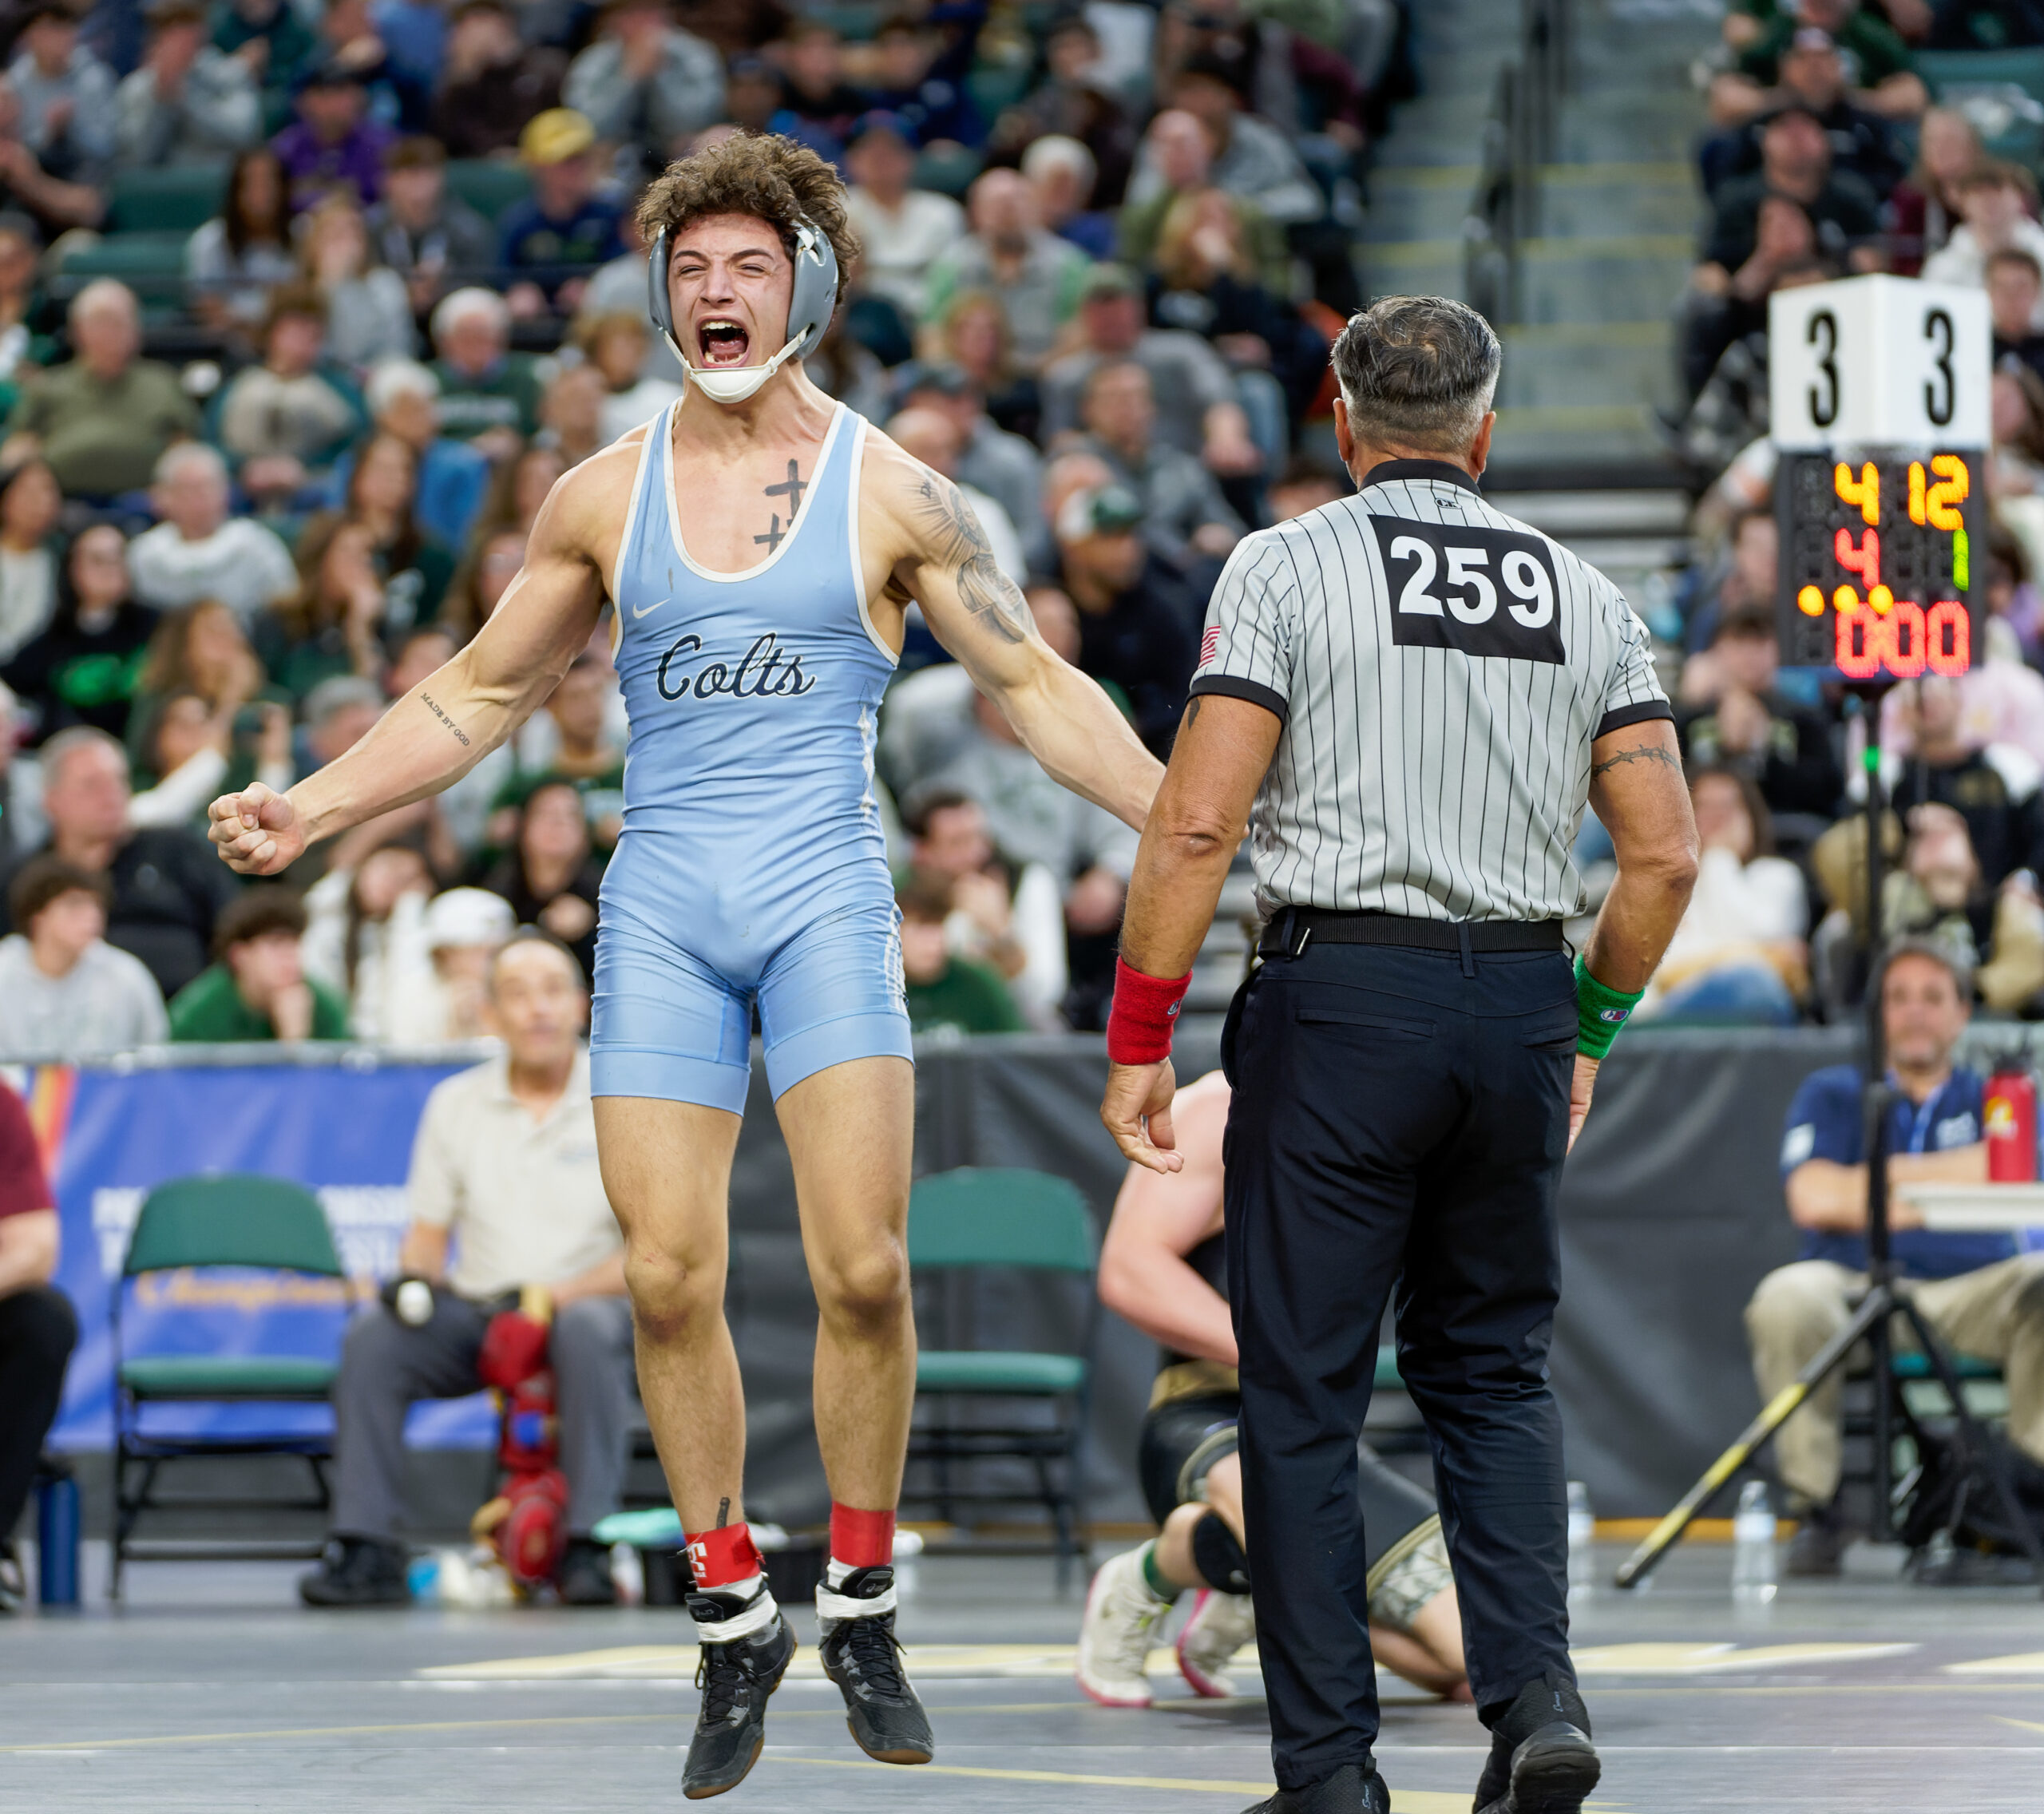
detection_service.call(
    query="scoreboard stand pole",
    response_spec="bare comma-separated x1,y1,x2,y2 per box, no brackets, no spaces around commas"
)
1615,684,2044,1595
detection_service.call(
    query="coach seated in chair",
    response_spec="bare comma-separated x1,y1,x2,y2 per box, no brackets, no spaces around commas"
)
299,931,636,1607
1746,937,2044,1577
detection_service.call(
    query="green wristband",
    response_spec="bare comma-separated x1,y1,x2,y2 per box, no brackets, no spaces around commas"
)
1575,955,1644,1059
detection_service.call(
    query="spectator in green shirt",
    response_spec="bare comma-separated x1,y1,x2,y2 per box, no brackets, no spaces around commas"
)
897,876,1024,1037
428,286,548,463
0,279,200,499
1713,5,1927,125
168,885,351,1042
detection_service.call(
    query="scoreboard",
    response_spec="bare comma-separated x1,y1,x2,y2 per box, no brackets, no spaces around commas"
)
1768,276,1991,681
1776,450,1983,677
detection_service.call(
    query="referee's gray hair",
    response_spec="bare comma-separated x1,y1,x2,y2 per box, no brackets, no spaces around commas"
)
1331,295,1502,454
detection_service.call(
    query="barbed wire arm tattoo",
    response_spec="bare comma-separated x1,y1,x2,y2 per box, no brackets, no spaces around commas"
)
1590,739,1679,779
912,474,1032,645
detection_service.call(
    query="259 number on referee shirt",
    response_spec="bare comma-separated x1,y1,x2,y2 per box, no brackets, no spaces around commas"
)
1373,517,1566,664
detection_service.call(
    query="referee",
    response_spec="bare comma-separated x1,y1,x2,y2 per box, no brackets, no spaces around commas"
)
1099,296,1698,1814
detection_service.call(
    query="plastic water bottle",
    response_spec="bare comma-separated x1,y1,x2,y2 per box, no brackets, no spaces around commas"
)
611,1543,644,1606
1733,1480,1778,1606
1567,1482,1595,1602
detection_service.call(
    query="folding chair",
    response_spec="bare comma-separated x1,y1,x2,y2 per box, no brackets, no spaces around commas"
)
903,1167,1098,1586
111,1174,349,1598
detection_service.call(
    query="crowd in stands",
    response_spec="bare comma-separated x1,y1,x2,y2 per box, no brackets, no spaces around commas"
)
0,0,1410,1056
1651,0,2044,1028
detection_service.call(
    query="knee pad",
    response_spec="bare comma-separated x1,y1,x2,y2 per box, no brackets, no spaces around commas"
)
1190,1511,1251,1594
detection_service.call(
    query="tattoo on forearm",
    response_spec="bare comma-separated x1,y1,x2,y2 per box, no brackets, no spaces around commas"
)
913,473,1032,644
1591,742,1678,779
420,691,470,747
755,458,807,552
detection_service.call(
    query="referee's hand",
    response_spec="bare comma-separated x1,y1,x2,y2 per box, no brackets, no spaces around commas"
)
1567,1055,1599,1154
1102,1059,1182,1173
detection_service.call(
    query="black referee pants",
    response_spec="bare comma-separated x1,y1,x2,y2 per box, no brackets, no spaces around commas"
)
1222,941,1578,1789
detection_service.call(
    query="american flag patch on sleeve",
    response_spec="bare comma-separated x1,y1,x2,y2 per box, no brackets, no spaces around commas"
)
1199,625,1221,667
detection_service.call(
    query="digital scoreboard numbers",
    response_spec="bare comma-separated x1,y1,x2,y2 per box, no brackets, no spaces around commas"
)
1768,276,1991,680
1777,450,1982,678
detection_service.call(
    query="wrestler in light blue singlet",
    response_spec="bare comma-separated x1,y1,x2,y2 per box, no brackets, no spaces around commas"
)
592,399,911,1112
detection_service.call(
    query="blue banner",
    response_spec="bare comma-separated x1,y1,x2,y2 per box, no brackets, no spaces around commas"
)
17,1056,499,1449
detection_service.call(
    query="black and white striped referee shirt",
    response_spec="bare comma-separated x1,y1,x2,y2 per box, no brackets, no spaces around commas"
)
1187,458,1672,924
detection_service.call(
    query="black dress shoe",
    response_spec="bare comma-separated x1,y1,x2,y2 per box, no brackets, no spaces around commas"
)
299,1535,410,1607
816,1565,933,1764
1474,1670,1601,1814
682,1586,796,1800
557,1536,618,1605
1785,1501,1845,1578
1239,1761,1390,1812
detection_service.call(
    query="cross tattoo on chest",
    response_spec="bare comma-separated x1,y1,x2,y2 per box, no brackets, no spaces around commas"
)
755,459,808,552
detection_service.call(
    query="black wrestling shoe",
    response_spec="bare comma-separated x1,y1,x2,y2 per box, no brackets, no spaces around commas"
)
817,1565,933,1764
298,1535,410,1607
682,1586,797,1800
1239,1761,1390,1812
556,1536,618,1606
1474,1670,1601,1814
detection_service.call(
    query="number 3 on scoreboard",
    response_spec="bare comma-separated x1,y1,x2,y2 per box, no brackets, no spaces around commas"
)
1924,307,1956,429
1807,309,1840,430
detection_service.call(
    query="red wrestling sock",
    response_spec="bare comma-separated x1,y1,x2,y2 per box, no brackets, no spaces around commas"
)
829,1503,897,1570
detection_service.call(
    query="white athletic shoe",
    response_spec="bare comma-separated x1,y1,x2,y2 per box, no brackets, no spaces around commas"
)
1176,1588,1257,1698
1075,1547,1171,1708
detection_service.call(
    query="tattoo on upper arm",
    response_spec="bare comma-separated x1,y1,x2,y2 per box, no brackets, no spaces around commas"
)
913,473,1032,644
755,458,806,553
1184,697,1202,731
419,691,471,747
1591,741,1678,779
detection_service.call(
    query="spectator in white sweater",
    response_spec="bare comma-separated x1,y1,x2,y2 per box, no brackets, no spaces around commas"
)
1635,766,1808,1026
0,854,167,1058
127,443,298,624
841,110,964,319
1923,162,2044,331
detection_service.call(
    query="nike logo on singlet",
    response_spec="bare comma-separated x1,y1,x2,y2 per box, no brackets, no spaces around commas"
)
656,631,818,703
632,597,670,619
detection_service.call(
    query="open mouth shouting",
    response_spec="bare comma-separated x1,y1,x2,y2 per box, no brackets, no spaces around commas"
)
697,317,752,366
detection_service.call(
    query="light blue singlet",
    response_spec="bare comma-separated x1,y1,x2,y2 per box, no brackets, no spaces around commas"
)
592,400,909,1112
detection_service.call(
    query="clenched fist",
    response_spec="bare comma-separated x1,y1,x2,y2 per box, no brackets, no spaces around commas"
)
208,783,306,875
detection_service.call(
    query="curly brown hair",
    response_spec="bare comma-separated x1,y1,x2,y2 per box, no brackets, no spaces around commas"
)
636,133,859,305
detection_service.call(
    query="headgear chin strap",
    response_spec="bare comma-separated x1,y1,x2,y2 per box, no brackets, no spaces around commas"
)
648,216,839,406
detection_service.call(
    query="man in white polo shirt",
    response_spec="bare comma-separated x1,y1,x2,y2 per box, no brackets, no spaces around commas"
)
300,929,636,1607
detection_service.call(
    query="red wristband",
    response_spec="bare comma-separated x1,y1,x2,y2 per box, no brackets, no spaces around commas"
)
1106,957,1192,1064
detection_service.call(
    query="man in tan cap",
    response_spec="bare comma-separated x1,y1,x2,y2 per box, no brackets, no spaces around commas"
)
500,106,624,319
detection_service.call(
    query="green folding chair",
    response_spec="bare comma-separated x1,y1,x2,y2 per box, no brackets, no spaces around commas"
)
904,1167,1098,1585
111,1174,350,1598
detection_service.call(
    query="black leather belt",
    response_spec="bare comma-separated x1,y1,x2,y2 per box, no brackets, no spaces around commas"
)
1257,908,1565,959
